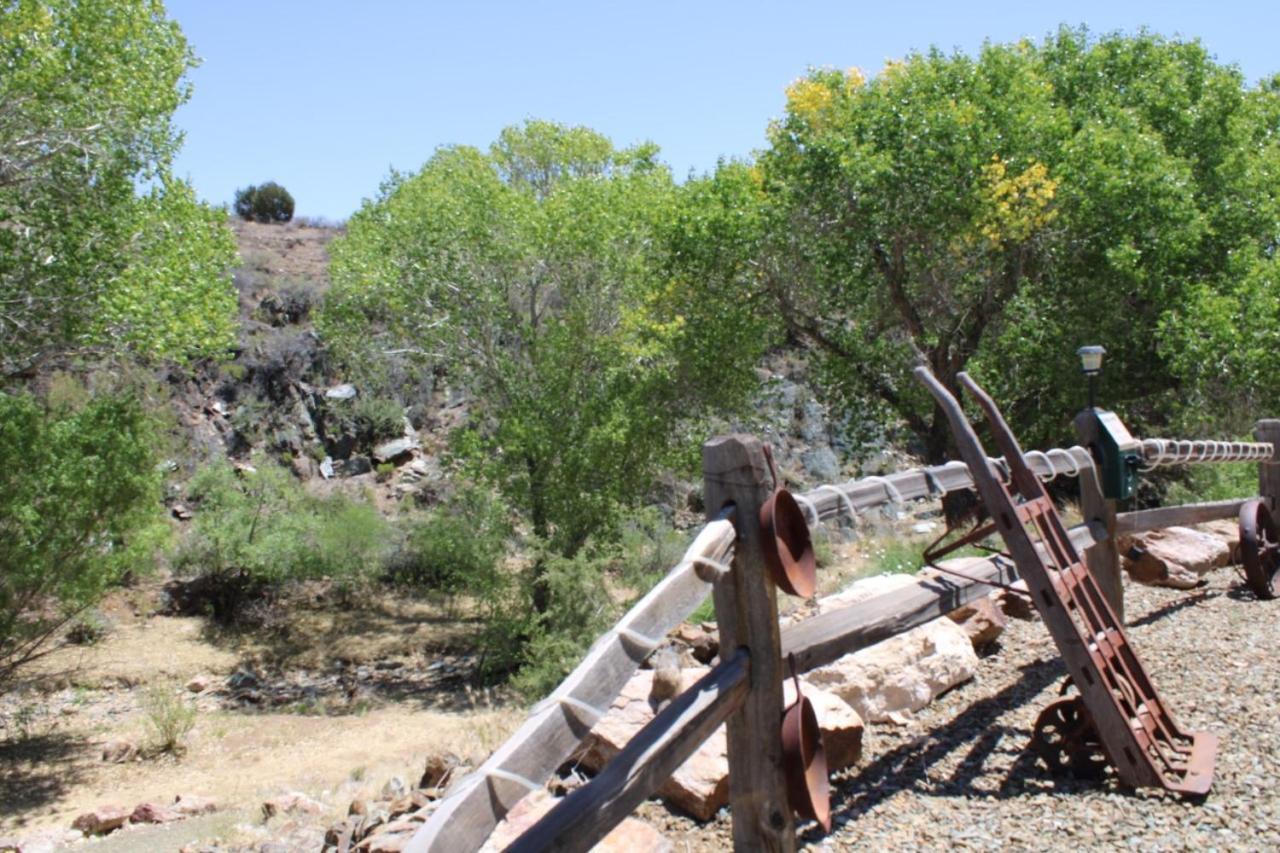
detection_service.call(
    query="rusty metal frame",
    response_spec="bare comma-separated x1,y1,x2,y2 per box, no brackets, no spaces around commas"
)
914,367,1217,796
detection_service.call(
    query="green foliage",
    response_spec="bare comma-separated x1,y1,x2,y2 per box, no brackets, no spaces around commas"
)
234,181,296,224
322,121,764,565
174,457,389,622
391,488,511,595
758,28,1280,455
325,395,405,450
140,685,196,755
0,391,164,680
0,0,238,372
1164,461,1258,506
610,507,688,592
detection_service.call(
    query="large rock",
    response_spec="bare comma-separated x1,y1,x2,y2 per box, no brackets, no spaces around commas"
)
803,573,980,723
1121,526,1231,589
579,668,863,821
130,802,182,824
1196,519,1243,564
482,789,671,852
171,793,218,816
261,791,324,820
373,437,418,464
70,805,129,836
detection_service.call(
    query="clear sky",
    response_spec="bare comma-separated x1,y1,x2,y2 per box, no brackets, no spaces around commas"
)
166,1,1280,221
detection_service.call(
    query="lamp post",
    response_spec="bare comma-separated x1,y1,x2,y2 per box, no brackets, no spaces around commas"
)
1077,345,1106,410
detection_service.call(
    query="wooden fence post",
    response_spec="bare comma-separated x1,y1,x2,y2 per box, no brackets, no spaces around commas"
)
1073,412,1124,623
703,435,796,853
1255,419,1280,524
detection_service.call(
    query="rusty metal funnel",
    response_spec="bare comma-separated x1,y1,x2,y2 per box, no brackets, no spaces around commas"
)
781,655,831,832
759,445,817,598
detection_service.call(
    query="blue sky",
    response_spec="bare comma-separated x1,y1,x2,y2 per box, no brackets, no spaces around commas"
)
167,1,1280,221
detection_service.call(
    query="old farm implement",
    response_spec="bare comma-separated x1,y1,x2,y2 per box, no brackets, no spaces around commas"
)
914,367,1217,795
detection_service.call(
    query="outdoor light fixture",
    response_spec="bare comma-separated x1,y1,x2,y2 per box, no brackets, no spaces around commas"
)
1077,345,1106,408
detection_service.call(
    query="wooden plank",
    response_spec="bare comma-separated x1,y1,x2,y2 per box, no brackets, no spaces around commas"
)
1116,499,1255,536
1257,420,1280,528
505,649,750,853
1074,412,1123,621
702,435,795,852
782,523,1097,673
404,517,735,853
794,447,1095,526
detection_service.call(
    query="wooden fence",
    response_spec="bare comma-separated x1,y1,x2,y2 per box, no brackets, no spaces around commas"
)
405,418,1280,853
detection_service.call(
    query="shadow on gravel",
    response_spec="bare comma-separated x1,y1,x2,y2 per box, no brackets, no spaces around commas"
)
811,654,1145,841
0,731,91,822
1125,589,1216,629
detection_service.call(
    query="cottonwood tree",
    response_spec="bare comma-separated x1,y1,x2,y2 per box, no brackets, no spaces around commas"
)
322,122,765,585
758,28,1280,457
0,0,237,375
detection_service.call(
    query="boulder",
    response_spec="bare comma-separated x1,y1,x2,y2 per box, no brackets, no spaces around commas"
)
70,805,129,836
372,438,418,464
186,674,211,693
171,794,218,816
100,738,137,763
804,573,980,722
482,789,671,852
1121,526,1230,589
672,623,718,665
579,667,862,821
130,802,182,824
946,592,1008,649
261,791,324,820
418,751,463,790
325,383,358,401
1196,519,1243,564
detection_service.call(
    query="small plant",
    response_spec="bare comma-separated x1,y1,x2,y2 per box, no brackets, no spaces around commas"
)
350,765,367,782
234,181,295,223
375,461,395,482
65,610,111,646
611,507,687,593
140,686,196,755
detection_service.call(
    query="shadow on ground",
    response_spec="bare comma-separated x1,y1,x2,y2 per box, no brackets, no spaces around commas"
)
0,731,91,823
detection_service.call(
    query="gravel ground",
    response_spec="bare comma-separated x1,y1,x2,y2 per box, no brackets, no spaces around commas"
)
642,569,1280,851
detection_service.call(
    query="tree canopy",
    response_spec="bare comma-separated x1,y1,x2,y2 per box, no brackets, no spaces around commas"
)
322,121,766,560
758,28,1280,457
0,0,237,375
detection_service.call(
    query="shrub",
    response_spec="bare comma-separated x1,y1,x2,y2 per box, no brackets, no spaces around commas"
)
0,392,164,682
140,685,196,755
391,488,510,595
321,394,405,455
173,456,389,623
610,508,687,592
233,181,295,223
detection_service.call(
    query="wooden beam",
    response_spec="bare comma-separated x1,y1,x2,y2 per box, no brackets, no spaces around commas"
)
793,448,1095,526
781,524,1098,673
1116,498,1256,536
1256,419,1280,529
1074,412,1124,622
505,650,750,853
404,518,735,853
703,435,795,852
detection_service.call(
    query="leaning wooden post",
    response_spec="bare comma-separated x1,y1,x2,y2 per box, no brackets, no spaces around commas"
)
702,435,796,852
1074,412,1124,623
1255,419,1280,525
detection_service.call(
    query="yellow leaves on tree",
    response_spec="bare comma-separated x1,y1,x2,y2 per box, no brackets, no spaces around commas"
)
784,77,835,127
975,155,1059,246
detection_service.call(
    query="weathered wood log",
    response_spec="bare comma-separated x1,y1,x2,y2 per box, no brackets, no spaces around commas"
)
781,524,1098,673
1256,420,1280,528
1074,413,1124,621
403,516,735,853
702,435,795,852
1116,498,1257,536
505,649,750,853
793,448,1095,526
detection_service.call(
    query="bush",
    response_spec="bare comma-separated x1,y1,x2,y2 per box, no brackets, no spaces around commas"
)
173,456,389,623
391,488,510,595
140,685,196,755
610,508,687,592
321,394,405,455
233,181,295,223
0,392,164,682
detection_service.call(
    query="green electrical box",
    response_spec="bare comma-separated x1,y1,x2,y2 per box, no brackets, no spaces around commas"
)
1092,410,1142,501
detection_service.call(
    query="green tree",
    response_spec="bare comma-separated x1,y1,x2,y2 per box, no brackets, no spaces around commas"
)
234,181,295,223
321,121,764,598
0,0,237,375
0,391,164,680
758,28,1280,457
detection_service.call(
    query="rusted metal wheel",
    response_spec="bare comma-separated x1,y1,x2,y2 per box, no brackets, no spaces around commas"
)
1030,696,1109,779
1239,498,1280,600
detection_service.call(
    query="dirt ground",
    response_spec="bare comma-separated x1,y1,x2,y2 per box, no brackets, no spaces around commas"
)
0,585,522,846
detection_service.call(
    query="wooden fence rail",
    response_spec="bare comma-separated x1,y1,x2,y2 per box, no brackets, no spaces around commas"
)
408,421,1275,853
